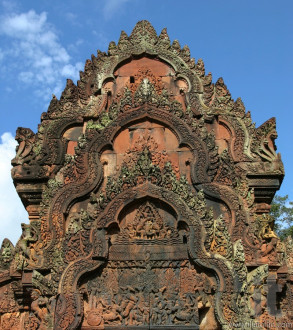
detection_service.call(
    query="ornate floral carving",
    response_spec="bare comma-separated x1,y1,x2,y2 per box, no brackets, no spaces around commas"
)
285,236,293,274
205,214,233,261
0,239,14,270
2,20,287,329
214,149,236,186
251,117,279,162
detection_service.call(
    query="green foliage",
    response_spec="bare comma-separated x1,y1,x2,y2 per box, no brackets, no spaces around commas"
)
271,195,293,240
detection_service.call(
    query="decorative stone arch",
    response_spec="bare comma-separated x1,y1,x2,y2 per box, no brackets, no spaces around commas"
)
56,183,238,329
3,20,288,330
44,105,216,244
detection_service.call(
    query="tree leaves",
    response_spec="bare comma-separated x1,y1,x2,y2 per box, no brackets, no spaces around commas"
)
271,195,293,240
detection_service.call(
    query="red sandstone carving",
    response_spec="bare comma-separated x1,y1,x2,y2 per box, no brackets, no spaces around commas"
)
0,20,291,329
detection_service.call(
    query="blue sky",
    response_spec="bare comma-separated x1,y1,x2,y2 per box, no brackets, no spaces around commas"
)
0,0,292,244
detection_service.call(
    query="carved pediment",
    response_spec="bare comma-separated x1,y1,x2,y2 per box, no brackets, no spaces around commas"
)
117,201,178,242
1,20,289,330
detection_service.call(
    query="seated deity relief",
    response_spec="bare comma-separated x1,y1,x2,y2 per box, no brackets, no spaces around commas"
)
116,201,179,243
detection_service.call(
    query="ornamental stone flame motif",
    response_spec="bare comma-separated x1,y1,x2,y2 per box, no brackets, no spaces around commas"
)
1,20,292,329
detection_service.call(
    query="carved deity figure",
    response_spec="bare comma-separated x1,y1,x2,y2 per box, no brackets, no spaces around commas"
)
1,246,12,264
136,211,160,239
122,293,138,325
30,289,50,329
11,127,36,165
255,214,279,262
14,223,39,269
0,240,14,268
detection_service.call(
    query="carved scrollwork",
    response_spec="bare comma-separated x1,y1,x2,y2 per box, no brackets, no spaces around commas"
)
3,20,287,329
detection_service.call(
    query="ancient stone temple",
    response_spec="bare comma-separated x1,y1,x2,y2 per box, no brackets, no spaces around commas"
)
1,20,293,329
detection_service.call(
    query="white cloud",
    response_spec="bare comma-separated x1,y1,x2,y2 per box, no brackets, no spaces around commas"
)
0,132,28,246
65,12,77,22
19,71,34,84
61,62,83,81
103,0,130,20
67,38,84,53
1,10,47,36
64,12,82,27
0,10,82,100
